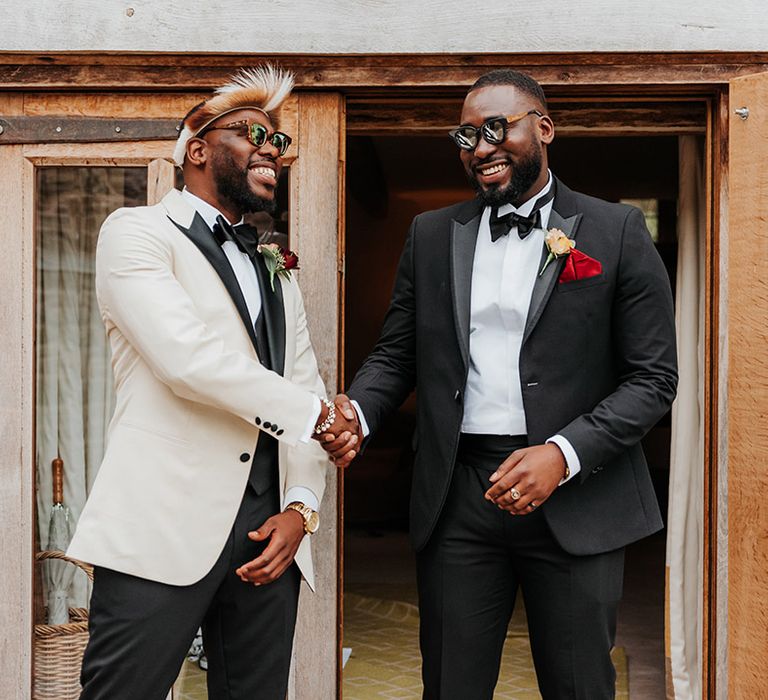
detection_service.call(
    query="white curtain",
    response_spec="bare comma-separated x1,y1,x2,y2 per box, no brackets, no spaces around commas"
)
36,168,129,607
665,135,705,699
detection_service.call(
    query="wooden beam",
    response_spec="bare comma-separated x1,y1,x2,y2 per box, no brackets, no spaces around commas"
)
0,144,35,700
288,92,344,700
347,98,708,135
0,53,766,92
726,71,768,700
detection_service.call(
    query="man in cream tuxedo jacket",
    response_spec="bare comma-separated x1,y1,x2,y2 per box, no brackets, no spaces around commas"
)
68,66,357,700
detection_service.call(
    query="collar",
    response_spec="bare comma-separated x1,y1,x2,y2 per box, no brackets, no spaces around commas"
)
180,188,244,231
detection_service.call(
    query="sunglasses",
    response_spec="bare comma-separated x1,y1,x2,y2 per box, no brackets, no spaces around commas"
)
449,109,544,151
200,120,293,156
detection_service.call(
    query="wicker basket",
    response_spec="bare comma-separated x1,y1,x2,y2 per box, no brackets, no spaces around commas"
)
34,551,94,700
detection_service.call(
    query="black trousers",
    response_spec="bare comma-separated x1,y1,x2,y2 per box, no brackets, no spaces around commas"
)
417,435,624,700
79,484,300,700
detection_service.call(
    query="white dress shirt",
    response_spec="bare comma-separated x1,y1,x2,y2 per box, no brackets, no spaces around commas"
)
460,173,579,481
355,172,579,482
181,188,320,509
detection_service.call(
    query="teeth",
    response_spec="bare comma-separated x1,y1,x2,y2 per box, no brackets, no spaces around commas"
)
479,163,508,175
251,166,275,177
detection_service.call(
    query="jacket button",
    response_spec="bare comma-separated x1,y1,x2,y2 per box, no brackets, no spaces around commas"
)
270,424,278,432
263,421,272,429
277,429,284,436
240,452,250,462
255,417,261,426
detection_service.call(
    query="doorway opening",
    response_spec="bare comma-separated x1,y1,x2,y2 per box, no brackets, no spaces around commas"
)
342,132,679,698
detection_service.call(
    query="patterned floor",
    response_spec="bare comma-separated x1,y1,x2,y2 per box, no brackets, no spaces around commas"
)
172,660,207,700
171,592,629,699
342,592,629,700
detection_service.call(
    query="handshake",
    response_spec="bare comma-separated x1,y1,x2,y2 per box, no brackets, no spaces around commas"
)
311,394,363,467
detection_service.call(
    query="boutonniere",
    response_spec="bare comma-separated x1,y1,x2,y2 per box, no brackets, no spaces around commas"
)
257,243,300,291
539,228,575,276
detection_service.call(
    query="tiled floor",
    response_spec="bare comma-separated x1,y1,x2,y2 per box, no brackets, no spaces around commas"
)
171,528,665,699
173,659,207,700
342,590,628,699
344,528,665,699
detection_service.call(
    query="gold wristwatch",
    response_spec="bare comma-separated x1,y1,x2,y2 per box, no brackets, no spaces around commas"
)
284,502,320,535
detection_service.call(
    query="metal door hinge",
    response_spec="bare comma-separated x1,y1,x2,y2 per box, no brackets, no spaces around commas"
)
0,116,180,144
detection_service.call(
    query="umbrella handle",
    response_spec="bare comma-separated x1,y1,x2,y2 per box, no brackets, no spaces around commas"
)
36,550,94,582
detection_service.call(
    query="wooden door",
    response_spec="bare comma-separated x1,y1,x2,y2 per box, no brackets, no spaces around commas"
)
0,90,344,699
726,71,768,700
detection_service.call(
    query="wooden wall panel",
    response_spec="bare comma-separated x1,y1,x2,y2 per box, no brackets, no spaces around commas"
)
1,1,767,53
0,143,35,700
726,72,768,699
288,92,344,700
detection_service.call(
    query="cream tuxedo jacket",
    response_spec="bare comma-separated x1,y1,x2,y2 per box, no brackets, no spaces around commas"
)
68,189,329,588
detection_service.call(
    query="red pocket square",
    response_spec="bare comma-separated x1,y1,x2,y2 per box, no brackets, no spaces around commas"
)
559,249,603,284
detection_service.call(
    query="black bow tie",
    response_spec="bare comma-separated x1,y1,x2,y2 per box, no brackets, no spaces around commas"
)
490,209,541,241
212,215,260,258
489,188,556,242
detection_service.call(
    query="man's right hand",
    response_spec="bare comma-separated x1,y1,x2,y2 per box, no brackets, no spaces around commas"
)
314,394,363,467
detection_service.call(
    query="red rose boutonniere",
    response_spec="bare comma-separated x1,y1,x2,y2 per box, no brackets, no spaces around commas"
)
539,228,576,276
257,243,300,291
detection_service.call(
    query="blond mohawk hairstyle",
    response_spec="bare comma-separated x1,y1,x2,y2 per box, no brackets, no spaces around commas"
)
173,64,294,166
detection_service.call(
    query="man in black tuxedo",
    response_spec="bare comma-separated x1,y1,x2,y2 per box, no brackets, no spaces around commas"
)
323,70,677,698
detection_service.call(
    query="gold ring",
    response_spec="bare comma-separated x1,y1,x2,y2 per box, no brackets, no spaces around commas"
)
509,488,521,501
529,501,537,510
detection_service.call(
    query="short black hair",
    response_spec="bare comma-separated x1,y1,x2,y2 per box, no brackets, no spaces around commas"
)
469,70,548,112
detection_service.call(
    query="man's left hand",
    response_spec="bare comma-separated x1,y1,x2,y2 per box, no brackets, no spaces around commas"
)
484,443,566,515
235,510,305,585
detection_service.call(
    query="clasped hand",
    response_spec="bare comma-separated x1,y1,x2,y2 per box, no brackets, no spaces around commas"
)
484,443,566,515
312,394,363,467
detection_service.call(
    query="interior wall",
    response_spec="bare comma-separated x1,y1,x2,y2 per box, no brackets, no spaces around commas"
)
345,134,679,524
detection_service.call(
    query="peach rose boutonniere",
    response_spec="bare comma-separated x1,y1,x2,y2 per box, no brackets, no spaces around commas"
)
257,243,300,291
539,228,575,277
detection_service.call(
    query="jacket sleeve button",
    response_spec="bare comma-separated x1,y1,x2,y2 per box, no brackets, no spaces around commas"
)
240,452,250,462
255,417,261,425
264,421,272,429
277,429,284,436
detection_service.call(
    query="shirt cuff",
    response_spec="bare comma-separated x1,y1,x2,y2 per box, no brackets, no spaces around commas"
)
546,435,581,484
350,400,370,438
300,395,322,443
283,486,319,513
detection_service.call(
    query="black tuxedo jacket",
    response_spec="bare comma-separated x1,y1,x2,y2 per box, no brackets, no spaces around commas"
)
348,178,678,556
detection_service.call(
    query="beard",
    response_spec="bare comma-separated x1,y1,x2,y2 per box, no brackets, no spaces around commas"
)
468,138,544,207
210,149,277,215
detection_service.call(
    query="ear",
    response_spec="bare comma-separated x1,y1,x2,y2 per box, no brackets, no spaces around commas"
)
538,114,555,145
186,136,208,167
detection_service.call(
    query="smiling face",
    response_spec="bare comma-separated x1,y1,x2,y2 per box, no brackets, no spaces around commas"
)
458,84,554,207
185,108,284,220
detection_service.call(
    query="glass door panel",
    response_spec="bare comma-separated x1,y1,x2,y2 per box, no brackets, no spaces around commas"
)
35,166,148,619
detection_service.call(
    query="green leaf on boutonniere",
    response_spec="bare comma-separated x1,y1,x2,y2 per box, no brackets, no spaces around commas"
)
257,243,300,291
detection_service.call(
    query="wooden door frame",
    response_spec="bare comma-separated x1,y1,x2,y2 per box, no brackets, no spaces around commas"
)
341,86,723,699
1,52,766,699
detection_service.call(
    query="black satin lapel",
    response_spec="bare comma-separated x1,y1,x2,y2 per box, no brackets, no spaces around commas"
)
172,214,259,349
522,209,583,345
450,214,481,369
253,255,286,376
